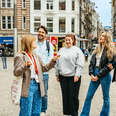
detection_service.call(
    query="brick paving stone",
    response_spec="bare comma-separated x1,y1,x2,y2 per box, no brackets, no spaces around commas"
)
0,57,116,116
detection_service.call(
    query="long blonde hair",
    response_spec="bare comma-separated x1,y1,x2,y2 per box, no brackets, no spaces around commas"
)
20,35,36,53
94,31,115,60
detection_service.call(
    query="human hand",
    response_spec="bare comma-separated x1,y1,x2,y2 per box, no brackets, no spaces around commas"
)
25,61,32,67
52,55,60,62
91,75,98,81
108,63,113,70
56,76,60,82
74,76,79,82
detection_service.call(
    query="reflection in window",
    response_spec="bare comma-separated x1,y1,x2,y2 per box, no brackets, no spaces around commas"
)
34,17,41,32
59,0,66,10
72,0,75,11
2,0,5,7
22,0,26,8
59,17,65,33
71,18,75,32
47,17,53,32
34,0,41,10
2,16,6,29
8,16,11,29
46,0,53,10
23,16,26,29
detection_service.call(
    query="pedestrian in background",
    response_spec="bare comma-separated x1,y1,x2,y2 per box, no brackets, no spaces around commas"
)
34,25,54,116
80,31,116,116
55,33,84,116
1,44,7,69
13,35,59,116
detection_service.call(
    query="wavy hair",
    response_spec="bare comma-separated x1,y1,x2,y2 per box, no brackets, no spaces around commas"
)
20,35,36,53
94,31,116,60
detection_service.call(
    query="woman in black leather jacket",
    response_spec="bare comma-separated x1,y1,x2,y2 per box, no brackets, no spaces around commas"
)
80,31,116,116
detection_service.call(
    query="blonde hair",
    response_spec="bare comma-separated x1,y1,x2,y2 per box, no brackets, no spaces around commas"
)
20,35,36,53
94,31,116,60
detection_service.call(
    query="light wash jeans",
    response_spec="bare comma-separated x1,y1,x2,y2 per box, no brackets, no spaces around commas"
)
19,80,42,116
80,68,111,116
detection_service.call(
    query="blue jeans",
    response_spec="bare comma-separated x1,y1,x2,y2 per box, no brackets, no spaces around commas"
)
41,74,49,113
1,57,7,69
80,68,111,116
19,80,42,116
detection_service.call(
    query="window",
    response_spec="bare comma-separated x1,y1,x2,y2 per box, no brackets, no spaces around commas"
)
46,0,53,10
72,0,75,11
1,16,13,29
22,16,26,29
22,0,26,8
34,0,41,10
59,17,65,33
7,16,11,29
47,17,53,32
7,0,11,8
34,17,41,32
59,0,66,10
2,16,6,29
2,0,5,8
71,18,75,32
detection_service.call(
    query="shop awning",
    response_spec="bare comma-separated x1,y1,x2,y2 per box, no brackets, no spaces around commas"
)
0,37,14,45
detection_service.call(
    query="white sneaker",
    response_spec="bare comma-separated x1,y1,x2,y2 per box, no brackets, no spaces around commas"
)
41,112,46,116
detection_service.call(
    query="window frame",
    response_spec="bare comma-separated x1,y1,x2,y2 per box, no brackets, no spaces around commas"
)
46,17,53,32
46,0,53,10
59,17,66,33
59,0,66,11
34,0,41,10
22,0,26,8
34,16,41,32
22,16,26,30
1,0,5,8
71,18,75,33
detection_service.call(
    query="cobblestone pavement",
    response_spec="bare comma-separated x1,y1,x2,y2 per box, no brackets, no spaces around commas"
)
0,57,116,116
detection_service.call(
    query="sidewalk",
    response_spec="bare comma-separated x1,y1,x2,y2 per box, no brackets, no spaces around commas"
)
0,57,116,116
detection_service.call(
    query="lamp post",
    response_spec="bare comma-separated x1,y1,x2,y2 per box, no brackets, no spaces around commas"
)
13,0,17,56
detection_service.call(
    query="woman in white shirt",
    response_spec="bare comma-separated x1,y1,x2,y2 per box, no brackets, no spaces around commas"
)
80,31,116,116
55,33,84,116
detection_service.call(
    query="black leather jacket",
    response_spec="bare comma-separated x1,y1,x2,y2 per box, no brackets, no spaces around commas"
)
89,48,116,78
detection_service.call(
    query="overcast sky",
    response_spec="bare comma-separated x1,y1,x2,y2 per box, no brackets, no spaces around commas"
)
90,0,112,27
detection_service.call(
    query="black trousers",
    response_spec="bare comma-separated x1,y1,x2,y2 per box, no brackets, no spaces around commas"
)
59,75,81,116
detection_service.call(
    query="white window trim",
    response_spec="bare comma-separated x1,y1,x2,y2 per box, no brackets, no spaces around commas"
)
34,16,41,32
7,16,13,30
46,0,53,10
59,17,66,33
7,0,12,8
34,0,41,10
1,16,13,30
1,0,6,8
46,17,53,32
59,0,66,11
